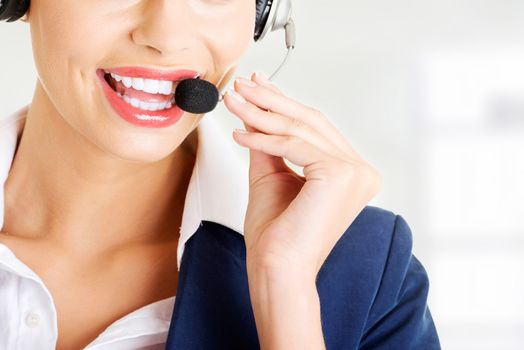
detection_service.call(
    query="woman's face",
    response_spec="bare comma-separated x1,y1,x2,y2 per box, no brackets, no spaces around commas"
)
26,0,256,162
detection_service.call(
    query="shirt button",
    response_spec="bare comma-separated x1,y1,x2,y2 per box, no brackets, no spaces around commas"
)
25,312,40,328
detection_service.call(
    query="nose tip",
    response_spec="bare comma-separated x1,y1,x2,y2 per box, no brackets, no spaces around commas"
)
131,1,195,56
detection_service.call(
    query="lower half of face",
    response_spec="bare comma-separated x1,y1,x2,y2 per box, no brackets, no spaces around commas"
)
29,0,256,163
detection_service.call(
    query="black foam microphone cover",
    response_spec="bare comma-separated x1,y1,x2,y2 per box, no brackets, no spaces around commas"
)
174,78,219,114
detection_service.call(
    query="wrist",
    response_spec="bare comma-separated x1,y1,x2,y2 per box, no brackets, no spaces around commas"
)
247,263,319,302
246,264,324,350
246,253,318,287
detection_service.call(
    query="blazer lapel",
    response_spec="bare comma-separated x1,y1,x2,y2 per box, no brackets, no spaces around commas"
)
165,221,260,349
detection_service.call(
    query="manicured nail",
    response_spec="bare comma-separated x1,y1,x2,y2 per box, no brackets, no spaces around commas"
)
254,71,271,85
236,77,257,87
226,88,247,104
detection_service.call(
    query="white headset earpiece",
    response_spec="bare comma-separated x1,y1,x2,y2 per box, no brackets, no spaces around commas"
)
256,0,293,43
217,0,295,102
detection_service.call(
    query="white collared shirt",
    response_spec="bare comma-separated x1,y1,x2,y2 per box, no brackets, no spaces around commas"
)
0,104,248,349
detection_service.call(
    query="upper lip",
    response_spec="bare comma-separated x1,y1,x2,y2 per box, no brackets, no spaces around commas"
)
101,66,203,82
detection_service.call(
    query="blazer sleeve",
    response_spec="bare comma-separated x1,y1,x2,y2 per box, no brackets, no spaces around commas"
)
359,214,441,350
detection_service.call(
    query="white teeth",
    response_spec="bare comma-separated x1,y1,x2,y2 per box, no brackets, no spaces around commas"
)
139,100,150,111
159,80,174,95
143,78,160,94
135,114,169,121
118,93,173,111
130,98,140,108
122,76,133,88
132,77,144,91
108,72,175,95
111,73,123,82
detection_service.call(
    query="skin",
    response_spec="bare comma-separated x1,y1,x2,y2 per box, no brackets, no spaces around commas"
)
2,0,254,348
225,75,382,349
2,0,382,349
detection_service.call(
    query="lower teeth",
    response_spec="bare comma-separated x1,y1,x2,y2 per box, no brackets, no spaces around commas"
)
116,92,174,111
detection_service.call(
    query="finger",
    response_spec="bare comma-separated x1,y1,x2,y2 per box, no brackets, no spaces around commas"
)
224,88,350,163
225,92,293,176
231,129,332,169
250,71,283,95
242,119,296,177
234,77,362,161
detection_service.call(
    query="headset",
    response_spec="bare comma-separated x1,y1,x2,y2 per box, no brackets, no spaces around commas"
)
0,0,293,43
1,0,295,78
254,0,293,43
1,0,296,112
1,0,295,136
0,0,28,23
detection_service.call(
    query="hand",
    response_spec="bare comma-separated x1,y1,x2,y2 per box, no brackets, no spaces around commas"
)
224,72,383,281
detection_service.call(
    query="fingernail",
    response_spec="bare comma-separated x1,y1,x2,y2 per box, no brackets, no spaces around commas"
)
236,77,257,87
254,71,271,85
226,88,247,104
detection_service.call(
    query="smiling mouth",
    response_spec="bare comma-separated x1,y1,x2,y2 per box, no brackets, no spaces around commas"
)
103,71,178,112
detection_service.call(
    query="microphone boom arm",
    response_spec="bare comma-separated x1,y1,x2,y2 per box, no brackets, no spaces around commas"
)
218,18,296,102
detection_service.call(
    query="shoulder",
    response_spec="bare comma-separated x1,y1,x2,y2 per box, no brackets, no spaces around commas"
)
317,205,427,311
317,205,440,349
318,205,413,278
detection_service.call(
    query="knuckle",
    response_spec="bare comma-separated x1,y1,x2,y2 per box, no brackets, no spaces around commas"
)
285,134,300,144
259,135,272,153
288,117,309,132
282,135,301,156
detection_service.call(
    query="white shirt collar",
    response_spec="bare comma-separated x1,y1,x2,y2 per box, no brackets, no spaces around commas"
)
0,104,248,271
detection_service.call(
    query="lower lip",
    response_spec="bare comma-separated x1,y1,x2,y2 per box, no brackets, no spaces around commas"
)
96,69,185,129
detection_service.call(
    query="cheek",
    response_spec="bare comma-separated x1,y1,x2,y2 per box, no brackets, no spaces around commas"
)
203,6,257,71
30,0,125,122
31,0,117,83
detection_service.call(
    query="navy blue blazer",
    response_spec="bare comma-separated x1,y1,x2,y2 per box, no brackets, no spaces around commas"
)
165,205,441,349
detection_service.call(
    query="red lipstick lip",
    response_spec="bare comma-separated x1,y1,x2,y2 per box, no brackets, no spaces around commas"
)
96,69,192,129
103,66,202,81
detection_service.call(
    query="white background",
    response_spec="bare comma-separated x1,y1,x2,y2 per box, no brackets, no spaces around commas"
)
2,1,524,348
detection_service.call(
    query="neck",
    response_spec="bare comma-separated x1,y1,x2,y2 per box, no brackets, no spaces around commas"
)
2,83,197,259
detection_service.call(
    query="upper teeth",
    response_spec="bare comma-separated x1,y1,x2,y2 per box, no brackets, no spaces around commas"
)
107,72,174,95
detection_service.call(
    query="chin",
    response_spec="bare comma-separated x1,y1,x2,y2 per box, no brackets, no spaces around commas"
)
95,134,184,164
